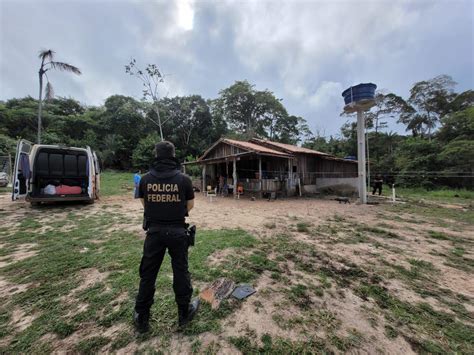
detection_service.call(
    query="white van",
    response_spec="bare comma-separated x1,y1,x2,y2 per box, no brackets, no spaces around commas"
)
12,140,100,205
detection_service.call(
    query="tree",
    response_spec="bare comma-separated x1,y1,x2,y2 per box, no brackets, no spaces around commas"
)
0,134,16,155
37,49,81,143
215,80,261,138
215,80,308,142
398,75,456,139
160,95,221,158
2,97,38,141
365,92,406,162
366,92,405,133
438,140,474,188
125,58,169,141
394,137,440,188
437,107,474,143
101,95,147,168
132,132,161,169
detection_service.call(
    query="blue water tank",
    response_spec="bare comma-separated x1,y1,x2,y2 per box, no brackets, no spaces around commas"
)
342,83,377,105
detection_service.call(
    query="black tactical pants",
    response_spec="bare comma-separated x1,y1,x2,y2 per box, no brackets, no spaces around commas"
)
372,182,382,195
135,226,192,315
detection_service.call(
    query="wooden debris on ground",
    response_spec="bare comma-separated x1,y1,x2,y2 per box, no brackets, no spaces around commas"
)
199,277,235,309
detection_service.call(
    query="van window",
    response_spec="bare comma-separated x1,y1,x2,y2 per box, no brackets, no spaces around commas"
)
78,156,87,176
50,154,63,176
37,152,49,176
65,155,78,176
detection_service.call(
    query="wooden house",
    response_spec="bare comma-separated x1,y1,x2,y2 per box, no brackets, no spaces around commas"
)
185,138,358,197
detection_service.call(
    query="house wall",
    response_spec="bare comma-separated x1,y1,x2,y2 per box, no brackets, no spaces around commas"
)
293,154,358,195
206,142,247,160
302,178,358,194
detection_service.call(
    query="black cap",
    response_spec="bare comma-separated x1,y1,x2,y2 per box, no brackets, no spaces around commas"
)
155,141,176,158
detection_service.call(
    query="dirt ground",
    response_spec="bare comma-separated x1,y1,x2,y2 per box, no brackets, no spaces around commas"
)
0,192,473,354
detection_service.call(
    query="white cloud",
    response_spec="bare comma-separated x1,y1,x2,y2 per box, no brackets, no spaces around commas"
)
308,81,343,109
1,0,472,136
176,0,195,31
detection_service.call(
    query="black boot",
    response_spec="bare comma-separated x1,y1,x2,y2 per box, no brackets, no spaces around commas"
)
178,298,200,327
133,311,150,333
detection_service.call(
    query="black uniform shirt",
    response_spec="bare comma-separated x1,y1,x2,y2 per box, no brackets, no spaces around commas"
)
138,164,194,225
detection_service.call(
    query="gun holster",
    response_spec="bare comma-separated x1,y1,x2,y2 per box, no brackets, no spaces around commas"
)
185,224,196,247
142,216,149,231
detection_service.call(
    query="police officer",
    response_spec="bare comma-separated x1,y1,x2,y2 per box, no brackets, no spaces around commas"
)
134,141,199,333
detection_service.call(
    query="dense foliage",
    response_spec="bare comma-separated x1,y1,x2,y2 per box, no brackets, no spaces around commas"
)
0,76,472,188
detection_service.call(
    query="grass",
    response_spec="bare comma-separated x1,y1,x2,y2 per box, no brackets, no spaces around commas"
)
389,202,474,225
0,205,265,352
296,221,311,233
397,187,474,204
0,186,9,194
100,170,136,196
356,283,474,353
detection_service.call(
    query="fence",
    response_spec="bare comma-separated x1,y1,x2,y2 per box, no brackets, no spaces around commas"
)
0,154,13,184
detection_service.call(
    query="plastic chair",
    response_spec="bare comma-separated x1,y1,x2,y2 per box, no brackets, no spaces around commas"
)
206,185,217,202
236,185,244,199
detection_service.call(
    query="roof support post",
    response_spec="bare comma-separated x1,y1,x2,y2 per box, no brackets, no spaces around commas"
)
233,158,237,197
288,158,293,196
202,164,207,194
258,156,262,196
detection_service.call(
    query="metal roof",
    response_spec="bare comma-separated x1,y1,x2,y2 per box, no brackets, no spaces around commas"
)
194,137,356,164
198,138,291,162
222,138,291,157
250,138,330,156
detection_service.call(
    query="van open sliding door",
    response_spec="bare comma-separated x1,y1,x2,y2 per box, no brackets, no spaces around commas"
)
12,139,33,201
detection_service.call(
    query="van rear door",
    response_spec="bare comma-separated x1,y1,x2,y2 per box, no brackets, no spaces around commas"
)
86,147,94,199
12,139,33,201
92,151,101,198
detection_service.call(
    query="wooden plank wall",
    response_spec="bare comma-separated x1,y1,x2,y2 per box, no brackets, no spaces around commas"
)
297,154,357,183
207,143,246,159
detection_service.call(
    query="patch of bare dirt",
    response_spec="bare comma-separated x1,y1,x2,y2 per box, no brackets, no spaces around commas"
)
111,292,130,312
11,306,38,332
61,268,110,307
70,268,110,294
324,288,415,354
0,243,38,268
0,276,32,299
49,323,101,352
221,272,302,341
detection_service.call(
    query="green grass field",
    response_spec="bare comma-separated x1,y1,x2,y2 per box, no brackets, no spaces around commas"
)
396,187,474,204
100,171,136,196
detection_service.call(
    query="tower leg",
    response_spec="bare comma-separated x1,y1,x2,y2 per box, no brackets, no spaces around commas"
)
357,110,367,204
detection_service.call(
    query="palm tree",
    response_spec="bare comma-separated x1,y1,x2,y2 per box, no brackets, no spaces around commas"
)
37,49,81,143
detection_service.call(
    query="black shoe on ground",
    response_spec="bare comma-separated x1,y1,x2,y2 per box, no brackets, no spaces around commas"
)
133,311,150,333
178,298,200,327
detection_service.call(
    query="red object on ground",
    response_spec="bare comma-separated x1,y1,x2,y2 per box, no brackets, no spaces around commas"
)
55,185,82,195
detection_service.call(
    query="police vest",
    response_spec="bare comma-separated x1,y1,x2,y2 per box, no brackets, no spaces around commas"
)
141,170,191,225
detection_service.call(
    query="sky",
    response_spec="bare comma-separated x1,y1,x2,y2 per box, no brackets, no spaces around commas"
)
1,0,473,137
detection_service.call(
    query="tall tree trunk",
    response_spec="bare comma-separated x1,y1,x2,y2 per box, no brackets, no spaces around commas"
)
375,116,379,163
154,104,163,141
37,70,44,144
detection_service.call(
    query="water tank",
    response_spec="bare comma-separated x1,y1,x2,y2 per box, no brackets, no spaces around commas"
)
342,83,377,105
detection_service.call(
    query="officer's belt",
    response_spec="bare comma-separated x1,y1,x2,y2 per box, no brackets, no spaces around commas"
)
148,223,186,233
